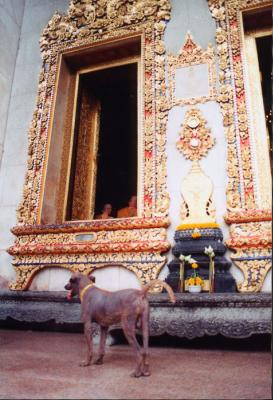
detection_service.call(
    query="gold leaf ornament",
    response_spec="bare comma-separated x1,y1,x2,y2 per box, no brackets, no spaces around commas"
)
176,108,215,161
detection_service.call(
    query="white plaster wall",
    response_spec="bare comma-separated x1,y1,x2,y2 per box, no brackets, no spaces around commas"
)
0,0,25,165
0,0,70,288
0,0,25,285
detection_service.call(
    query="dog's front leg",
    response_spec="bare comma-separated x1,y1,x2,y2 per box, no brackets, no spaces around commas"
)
94,326,109,365
80,321,93,367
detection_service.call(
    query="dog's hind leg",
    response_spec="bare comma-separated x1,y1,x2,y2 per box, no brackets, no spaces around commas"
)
79,321,93,367
94,326,108,365
122,316,143,378
141,305,151,376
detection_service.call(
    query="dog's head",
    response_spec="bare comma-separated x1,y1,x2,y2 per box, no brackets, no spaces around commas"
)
64,273,96,300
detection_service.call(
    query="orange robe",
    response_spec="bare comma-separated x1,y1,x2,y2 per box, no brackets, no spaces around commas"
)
117,207,137,218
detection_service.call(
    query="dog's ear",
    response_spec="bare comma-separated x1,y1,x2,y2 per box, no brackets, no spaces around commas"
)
89,274,96,283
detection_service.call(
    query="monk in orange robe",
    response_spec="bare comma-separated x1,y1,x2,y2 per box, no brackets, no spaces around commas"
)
117,195,137,218
95,203,113,220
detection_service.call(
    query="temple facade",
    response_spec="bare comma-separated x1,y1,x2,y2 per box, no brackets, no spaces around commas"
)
0,0,271,296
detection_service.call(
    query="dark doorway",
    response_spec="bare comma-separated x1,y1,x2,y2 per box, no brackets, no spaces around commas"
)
66,62,138,220
256,35,272,147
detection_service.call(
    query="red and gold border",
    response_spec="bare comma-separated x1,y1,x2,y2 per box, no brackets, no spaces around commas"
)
9,0,172,290
208,0,272,292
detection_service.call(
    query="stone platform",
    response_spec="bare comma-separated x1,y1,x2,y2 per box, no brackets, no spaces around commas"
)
0,290,271,339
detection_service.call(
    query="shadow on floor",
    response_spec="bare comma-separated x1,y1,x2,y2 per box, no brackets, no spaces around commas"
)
0,317,271,352
111,330,272,352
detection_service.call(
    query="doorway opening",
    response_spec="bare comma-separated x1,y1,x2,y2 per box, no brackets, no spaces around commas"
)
40,36,141,224
256,35,272,149
66,62,138,221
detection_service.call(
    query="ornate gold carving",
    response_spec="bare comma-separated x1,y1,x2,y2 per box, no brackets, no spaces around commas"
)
16,0,171,225
224,211,272,292
9,229,169,256
226,221,271,249
167,32,217,107
9,217,171,288
71,92,100,220
176,108,215,161
233,258,271,292
10,0,172,290
229,246,272,292
56,73,78,224
9,264,45,291
208,0,271,211
13,228,166,246
225,219,271,292
11,216,170,235
10,252,167,290
207,0,272,292
224,208,272,224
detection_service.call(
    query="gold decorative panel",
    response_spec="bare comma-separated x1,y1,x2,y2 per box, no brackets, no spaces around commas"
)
207,0,272,291
9,0,172,290
175,108,216,226
176,108,215,161
71,91,100,221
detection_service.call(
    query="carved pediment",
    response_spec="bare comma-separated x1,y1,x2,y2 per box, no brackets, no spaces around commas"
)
40,0,171,57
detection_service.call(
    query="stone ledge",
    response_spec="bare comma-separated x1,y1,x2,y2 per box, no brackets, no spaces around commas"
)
0,290,271,339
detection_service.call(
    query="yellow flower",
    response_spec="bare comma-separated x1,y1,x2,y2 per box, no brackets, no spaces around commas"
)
192,263,198,269
195,276,204,286
192,232,201,238
188,278,195,286
176,222,219,231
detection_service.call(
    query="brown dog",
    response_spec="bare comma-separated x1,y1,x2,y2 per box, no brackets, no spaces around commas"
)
65,271,175,377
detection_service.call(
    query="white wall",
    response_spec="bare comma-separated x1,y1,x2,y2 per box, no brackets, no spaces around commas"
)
0,0,25,165
0,0,25,285
0,0,69,286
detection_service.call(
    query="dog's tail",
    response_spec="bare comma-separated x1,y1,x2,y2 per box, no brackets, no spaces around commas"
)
141,280,176,304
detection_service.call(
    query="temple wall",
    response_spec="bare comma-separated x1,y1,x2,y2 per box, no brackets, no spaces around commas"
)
0,0,271,292
0,0,25,166
0,0,26,286
0,0,70,287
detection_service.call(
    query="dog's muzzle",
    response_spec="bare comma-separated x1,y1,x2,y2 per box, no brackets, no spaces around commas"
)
64,283,73,300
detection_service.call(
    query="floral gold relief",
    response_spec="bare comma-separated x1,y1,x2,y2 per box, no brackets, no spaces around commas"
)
71,92,100,221
9,0,172,290
176,108,215,161
9,253,167,291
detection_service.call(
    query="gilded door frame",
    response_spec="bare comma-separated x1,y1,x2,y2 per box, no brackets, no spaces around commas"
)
8,0,172,290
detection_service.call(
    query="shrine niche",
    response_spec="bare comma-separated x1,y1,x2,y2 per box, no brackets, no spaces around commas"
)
8,0,172,290
176,109,216,225
165,107,236,293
